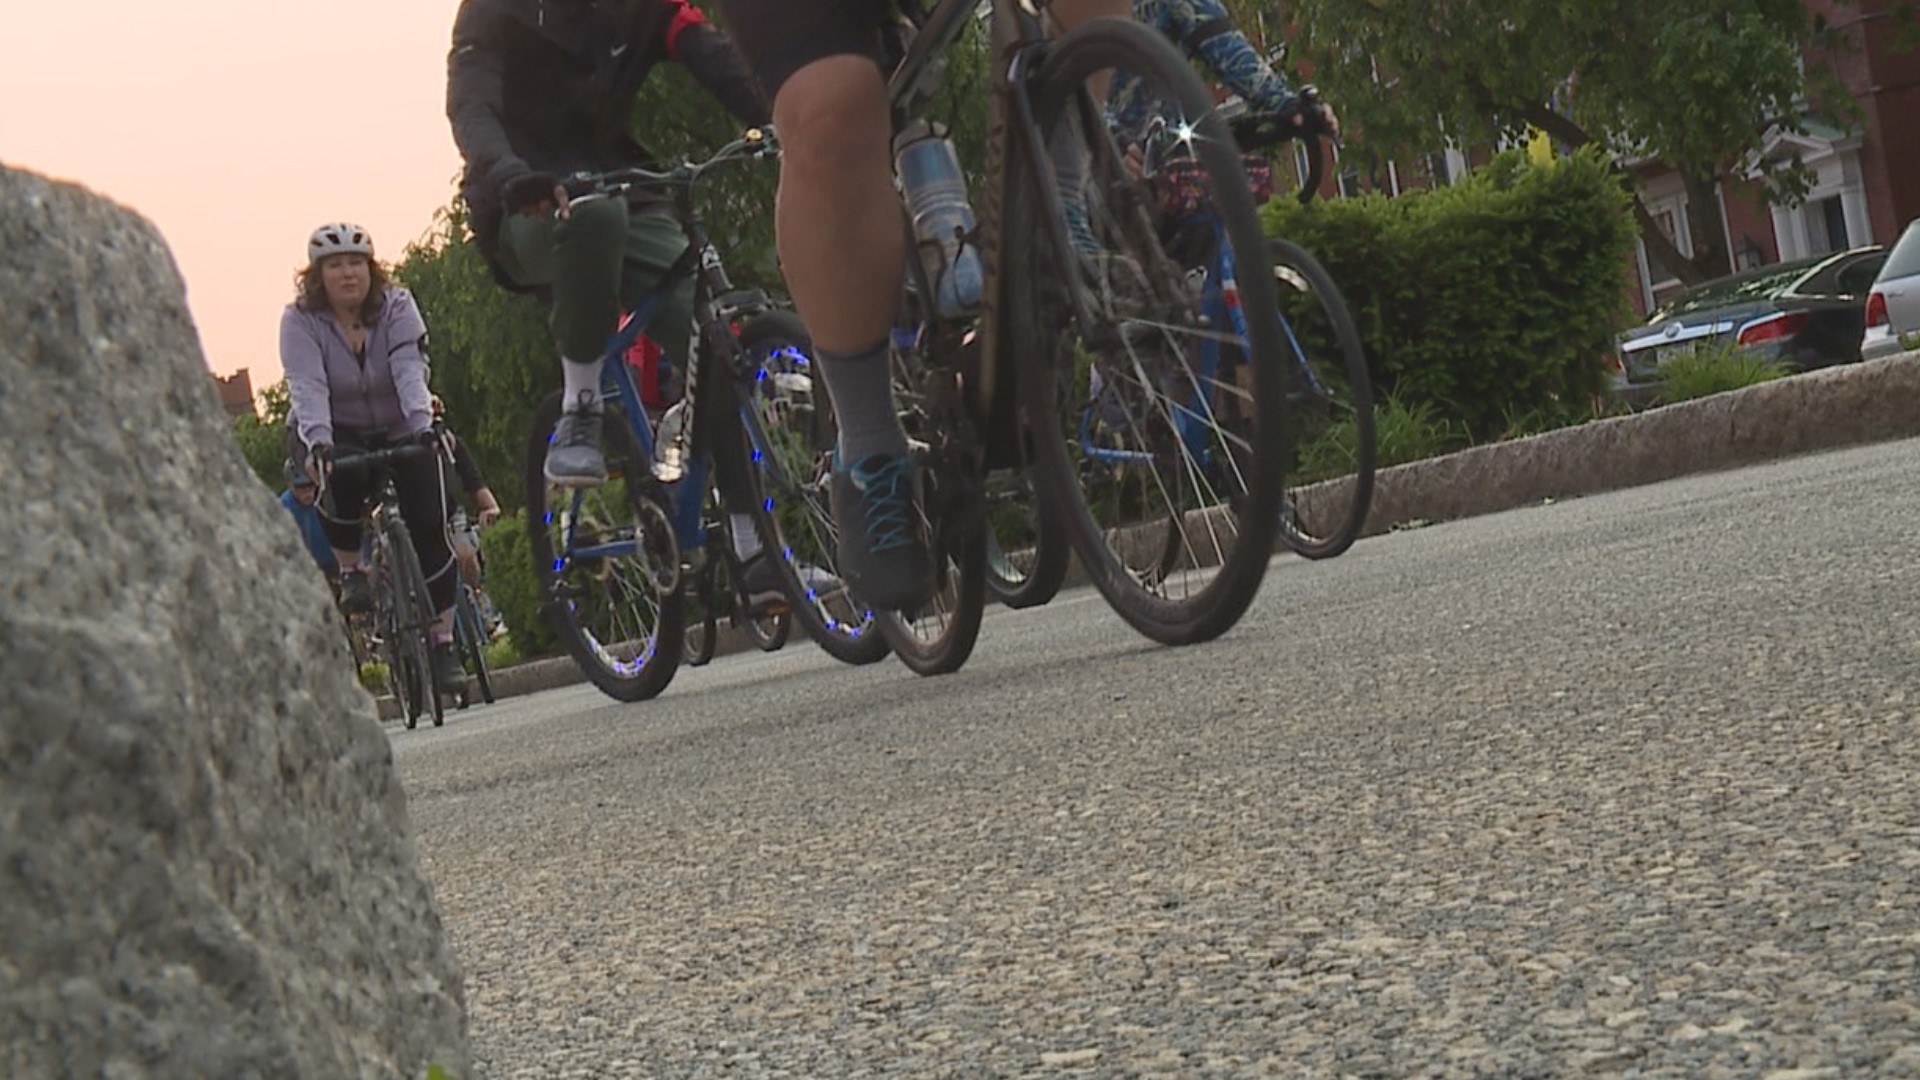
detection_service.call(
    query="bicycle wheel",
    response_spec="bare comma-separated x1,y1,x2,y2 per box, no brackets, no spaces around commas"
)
455,583,496,705
382,515,444,728
731,311,891,665
982,459,1070,609
1005,18,1289,645
873,333,986,676
525,389,685,702
683,560,719,668
747,611,791,652
373,545,420,730
1267,238,1374,559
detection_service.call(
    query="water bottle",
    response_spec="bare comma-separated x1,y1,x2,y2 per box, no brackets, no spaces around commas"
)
894,120,984,319
652,399,690,483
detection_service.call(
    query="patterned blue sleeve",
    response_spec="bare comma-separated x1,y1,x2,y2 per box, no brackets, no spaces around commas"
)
1141,0,1295,114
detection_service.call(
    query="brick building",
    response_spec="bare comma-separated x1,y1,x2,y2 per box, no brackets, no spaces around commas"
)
213,368,255,419
1625,0,1920,314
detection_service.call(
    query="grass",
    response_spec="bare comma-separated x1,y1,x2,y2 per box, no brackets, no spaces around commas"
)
1657,343,1789,404
357,661,389,695
482,635,523,670
1294,394,1468,483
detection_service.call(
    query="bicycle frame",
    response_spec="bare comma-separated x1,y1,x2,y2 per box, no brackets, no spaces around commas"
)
544,144,784,580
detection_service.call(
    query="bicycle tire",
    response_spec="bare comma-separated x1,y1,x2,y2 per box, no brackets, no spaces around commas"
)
981,456,1070,609
748,611,791,652
1006,17,1289,645
872,342,986,676
455,584,496,705
683,561,719,668
384,514,444,728
374,542,420,730
730,311,891,666
524,389,686,702
1267,237,1374,559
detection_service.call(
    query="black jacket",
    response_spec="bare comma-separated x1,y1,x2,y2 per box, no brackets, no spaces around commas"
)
446,0,768,257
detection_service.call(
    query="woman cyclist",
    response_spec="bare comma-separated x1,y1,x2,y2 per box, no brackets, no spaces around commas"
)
282,222,465,696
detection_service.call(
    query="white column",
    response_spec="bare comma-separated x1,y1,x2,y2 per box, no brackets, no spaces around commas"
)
1772,205,1805,261
1840,150,1874,245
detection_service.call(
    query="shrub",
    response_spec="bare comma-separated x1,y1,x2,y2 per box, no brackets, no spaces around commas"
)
480,510,560,659
1657,343,1789,403
358,661,389,695
1262,148,1637,441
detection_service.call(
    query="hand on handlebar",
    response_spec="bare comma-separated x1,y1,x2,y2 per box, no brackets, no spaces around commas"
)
1233,87,1341,149
305,443,333,488
502,171,568,219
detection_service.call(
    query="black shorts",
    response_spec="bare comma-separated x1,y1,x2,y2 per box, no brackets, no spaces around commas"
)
715,0,887,102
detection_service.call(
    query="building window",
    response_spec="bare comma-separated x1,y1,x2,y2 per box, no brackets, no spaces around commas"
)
1338,166,1363,198
1427,151,1451,187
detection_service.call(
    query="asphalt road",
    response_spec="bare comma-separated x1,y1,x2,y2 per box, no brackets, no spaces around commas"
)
394,438,1920,1078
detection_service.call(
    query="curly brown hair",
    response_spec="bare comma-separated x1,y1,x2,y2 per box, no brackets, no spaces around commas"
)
293,256,391,322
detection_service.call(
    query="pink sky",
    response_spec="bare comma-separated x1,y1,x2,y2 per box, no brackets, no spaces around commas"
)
1,1,465,386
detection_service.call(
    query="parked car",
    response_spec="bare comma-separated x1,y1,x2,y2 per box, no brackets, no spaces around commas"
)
1862,219,1920,361
1614,245,1887,396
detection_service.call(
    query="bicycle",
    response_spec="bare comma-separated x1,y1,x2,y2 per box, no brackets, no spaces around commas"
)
523,131,890,703
827,0,1334,672
324,435,449,729
447,507,497,708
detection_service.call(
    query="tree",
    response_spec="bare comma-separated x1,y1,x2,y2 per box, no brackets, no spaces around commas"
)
1269,0,1903,284
232,378,291,490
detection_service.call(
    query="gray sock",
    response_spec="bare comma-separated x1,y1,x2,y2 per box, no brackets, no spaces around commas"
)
815,340,907,466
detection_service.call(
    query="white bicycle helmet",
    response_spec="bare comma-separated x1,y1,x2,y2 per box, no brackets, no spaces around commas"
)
307,222,374,265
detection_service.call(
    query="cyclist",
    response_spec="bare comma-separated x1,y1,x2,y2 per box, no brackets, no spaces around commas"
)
429,396,505,625
446,0,785,612
1130,0,1336,142
282,222,467,696
446,0,767,489
278,459,339,579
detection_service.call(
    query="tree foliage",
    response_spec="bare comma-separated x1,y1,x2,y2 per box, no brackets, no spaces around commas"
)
1268,0,1903,284
231,378,291,490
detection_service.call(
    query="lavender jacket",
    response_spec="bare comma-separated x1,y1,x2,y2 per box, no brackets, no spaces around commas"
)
281,287,434,449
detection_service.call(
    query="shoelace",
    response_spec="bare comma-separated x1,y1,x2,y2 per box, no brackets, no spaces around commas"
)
854,457,917,554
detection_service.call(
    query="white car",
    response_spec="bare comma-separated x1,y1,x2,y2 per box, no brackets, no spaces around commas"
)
1863,218,1920,361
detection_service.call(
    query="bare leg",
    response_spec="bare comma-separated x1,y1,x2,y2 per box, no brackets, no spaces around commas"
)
771,56,903,355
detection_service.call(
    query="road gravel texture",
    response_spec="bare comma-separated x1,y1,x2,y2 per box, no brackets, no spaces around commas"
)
395,439,1920,1077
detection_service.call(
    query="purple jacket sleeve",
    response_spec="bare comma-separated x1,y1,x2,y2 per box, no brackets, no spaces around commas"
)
280,306,335,450
384,289,436,435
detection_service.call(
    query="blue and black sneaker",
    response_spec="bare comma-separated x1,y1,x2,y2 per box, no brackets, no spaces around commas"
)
830,452,934,612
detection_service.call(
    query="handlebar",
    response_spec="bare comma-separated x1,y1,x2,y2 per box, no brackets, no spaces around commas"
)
1228,87,1334,205
560,128,779,200
328,434,441,474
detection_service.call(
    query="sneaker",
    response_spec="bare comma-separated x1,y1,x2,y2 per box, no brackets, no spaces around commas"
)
830,452,934,611
544,390,607,487
430,643,467,696
337,569,374,616
736,553,788,616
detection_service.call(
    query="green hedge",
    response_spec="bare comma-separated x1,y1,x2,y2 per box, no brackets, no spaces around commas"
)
1262,147,1637,440
480,510,559,659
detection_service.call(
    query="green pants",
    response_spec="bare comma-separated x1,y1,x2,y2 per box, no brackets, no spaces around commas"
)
498,198,693,370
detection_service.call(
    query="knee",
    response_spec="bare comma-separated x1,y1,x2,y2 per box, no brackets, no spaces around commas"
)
773,56,891,176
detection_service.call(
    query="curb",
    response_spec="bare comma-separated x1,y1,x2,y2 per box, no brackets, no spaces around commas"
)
375,620,767,720
385,350,1920,716
1295,350,1920,540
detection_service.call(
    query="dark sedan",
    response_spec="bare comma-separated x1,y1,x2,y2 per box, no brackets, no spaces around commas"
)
1614,246,1887,392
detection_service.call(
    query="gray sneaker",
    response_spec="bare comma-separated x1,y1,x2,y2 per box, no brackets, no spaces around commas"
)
545,390,607,487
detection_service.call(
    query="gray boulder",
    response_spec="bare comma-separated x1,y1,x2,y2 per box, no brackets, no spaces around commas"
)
0,166,468,1077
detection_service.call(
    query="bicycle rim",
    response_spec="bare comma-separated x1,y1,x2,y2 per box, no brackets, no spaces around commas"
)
732,312,890,665
524,390,684,702
1008,18,1288,645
